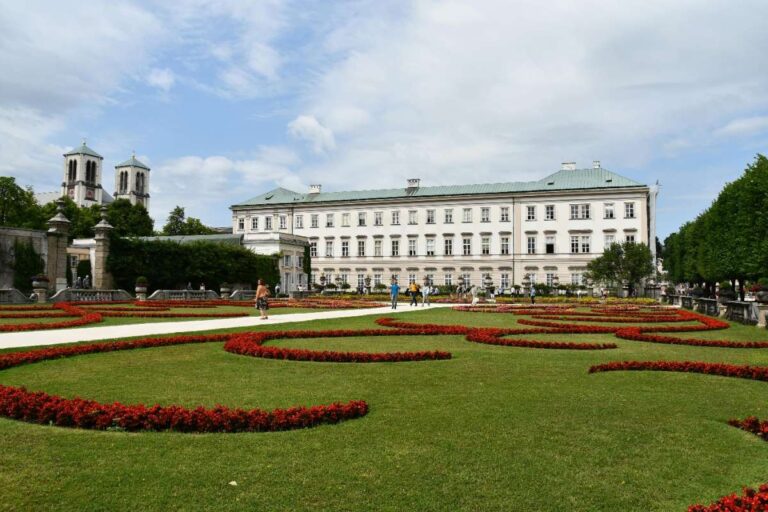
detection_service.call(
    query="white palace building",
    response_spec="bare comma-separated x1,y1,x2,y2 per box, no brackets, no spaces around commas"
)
230,161,658,292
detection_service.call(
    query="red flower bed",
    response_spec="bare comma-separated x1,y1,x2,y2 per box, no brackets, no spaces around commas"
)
0,385,367,433
224,328,452,363
728,416,768,441
588,360,768,382
688,484,768,511
0,303,102,332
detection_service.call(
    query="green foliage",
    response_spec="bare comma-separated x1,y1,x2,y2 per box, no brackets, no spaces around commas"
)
586,242,655,295
104,199,154,237
107,237,279,292
161,206,215,235
664,154,768,285
0,177,44,229
77,259,91,280
11,239,45,293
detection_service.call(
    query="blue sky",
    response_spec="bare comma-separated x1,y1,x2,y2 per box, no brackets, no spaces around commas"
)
1,0,767,238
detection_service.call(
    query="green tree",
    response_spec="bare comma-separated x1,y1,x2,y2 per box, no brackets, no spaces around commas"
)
12,239,45,293
162,206,215,235
0,177,43,228
586,242,655,296
104,199,154,237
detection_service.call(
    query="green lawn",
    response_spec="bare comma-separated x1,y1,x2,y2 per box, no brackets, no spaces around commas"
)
1,308,768,511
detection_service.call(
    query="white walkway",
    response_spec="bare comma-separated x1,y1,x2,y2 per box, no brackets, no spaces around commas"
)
0,304,454,350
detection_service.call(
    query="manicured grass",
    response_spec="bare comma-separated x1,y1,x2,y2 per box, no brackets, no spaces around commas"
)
1,308,768,511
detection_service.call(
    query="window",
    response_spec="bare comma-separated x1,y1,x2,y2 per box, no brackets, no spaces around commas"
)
340,273,348,285
626,234,636,243
358,274,365,289
581,235,591,253
391,240,400,256
358,240,366,256
391,211,400,225
527,236,536,254
462,208,472,223
251,217,258,230
604,234,615,249
500,237,509,255
625,202,635,219
408,239,417,256
325,240,334,257
444,273,453,286
391,273,399,284
426,238,435,256
374,274,382,286
311,214,319,228
341,213,350,227
264,217,273,231
604,203,615,219
298,255,304,268
326,214,334,228
341,240,349,257
444,238,453,256
358,212,367,226
546,273,555,287
284,255,292,267
481,208,490,222
310,241,317,257
238,218,244,230
295,215,303,229
570,204,591,220
545,205,555,220
500,207,510,222
426,209,435,224
526,206,536,221
444,209,454,224
374,240,382,256
408,210,418,225
500,273,509,289
279,216,287,230
374,212,383,226
481,237,490,255
571,235,580,254
545,235,555,254
572,273,582,286
408,273,417,285
462,237,472,255
461,273,471,286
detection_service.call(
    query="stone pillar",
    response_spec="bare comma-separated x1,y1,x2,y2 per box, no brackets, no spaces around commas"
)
93,207,114,290
46,199,71,293
758,305,768,329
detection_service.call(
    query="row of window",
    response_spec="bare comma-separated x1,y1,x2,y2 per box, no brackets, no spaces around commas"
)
235,202,637,231
316,272,586,289
309,233,636,258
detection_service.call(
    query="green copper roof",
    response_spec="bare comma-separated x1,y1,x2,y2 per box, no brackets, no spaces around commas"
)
231,168,645,208
63,142,103,159
115,155,150,170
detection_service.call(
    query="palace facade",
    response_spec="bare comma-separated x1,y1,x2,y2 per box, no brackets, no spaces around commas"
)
230,162,658,292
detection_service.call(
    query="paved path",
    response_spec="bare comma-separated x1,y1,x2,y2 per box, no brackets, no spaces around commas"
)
0,304,454,350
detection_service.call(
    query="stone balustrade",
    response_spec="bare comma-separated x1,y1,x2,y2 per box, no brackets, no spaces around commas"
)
49,289,133,303
0,288,31,304
145,290,220,301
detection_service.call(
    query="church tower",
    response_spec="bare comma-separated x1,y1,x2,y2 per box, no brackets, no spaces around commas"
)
114,152,151,209
61,140,104,207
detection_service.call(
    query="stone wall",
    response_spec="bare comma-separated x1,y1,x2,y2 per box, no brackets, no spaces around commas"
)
0,227,48,288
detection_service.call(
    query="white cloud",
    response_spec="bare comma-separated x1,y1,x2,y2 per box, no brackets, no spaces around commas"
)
715,116,768,137
147,68,176,92
288,115,336,154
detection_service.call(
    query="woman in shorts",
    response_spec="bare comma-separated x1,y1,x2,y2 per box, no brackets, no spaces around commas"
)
255,279,270,320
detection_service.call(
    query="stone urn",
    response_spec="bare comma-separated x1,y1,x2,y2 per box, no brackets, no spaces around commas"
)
31,275,50,289
135,277,149,301
220,284,231,299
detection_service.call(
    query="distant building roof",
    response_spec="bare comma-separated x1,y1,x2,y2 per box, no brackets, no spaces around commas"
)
136,234,243,245
63,141,103,159
115,155,150,170
231,167,645,208
34,191,62,206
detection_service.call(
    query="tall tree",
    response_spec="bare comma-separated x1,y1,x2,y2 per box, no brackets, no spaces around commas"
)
586,242,656,296
162,206,215,235
0,177,42,228
103,199,154,237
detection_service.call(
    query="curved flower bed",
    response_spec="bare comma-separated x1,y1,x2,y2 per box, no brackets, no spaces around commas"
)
0,303,103,332
589,360,768,382
687,484,768,511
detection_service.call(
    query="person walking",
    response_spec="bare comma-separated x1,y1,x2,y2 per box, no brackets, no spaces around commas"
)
390,279,400,309
255,279,271,320
422,282,431,306
530,285,536,305
409,281,420,307
470,284,479,306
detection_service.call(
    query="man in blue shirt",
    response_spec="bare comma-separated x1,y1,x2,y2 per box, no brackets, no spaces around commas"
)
390,279,400,309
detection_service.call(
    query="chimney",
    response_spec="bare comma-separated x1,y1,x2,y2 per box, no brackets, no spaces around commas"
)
593,160,601,169
407,178,421,189
561,162,577,171
309,184,322,194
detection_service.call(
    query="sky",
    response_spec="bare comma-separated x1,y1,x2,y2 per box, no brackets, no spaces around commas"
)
1,0,767,238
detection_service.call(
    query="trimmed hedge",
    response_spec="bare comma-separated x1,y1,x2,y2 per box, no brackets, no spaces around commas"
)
108,237,279,291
